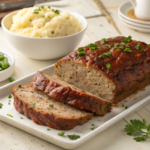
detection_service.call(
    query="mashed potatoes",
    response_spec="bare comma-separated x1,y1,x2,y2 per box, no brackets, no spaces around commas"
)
10,6,82,38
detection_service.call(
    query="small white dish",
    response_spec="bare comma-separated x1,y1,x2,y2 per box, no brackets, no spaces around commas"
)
0,51,15,82
119,15,150,29
2,7,87,60
119,18,150,33
118,1,150,25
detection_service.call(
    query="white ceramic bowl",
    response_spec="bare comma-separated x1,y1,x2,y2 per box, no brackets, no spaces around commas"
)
0,51,15,82
2,8,87,60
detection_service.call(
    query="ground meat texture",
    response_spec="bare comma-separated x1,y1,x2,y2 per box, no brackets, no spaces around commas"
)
54,36,150,103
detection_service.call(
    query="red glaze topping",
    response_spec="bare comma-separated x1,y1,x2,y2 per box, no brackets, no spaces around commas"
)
63,36,150,75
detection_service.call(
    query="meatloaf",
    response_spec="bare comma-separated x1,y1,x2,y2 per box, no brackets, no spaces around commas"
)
55,36,150,103
31,71,111,116
12,85,93,130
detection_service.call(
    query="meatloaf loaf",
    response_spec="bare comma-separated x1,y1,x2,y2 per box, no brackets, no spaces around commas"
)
55,36,150,103
12,85,93,130
31,71,112,116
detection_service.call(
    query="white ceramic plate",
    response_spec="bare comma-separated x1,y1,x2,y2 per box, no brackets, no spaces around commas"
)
119,18,150,33
118,1,150,25
1,65,150,149
119,15,150,29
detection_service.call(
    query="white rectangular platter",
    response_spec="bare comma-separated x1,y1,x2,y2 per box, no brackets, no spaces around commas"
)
0,64,150,149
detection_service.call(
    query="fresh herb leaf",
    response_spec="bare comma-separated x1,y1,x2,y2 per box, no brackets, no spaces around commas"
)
147,44,150,47
124,119,150,142
99,55,103,58
51,31,54,34
48,6,51,9
141,48,146,51
33,11,39,14
18,84,21,87
29,19,32,21
91,123,94,126
122,105,124,107
48,16,50,18
8,102,10,105
78,47,84,52
91,127,95,130
125,106,128,109
103,51,111,58
121,42,126,46
42,15,45,18
49,104,53,107
20,117,23,119
47,128,50,131
0,103,3,108
30,103,36,108
122,35,132,43
9,78,15,82
58,131,65,136
67,134,80,140
106,63,111,70
111,37,116,39
8,95,12,98
124,48,132,52
114,43,119,49
41,6,44,9
78,51,85,57
7,114,13,117
88,43,97,50
52,9,60,14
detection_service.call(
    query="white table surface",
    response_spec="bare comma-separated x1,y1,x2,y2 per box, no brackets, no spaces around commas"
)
1,0,150,149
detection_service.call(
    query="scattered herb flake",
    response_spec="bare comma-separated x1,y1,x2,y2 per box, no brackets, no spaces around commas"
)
0,103,3,108
101,38,109,44
105,44,111,48
33,11,39,14
48,16,50,18
48,6,51,9
8,95,12,98
51,31,54,34
100,24,103,26
58,131,65,136
20,117,23,119
18,84,21,87
124,48,132,52
122,35,132,43
125,106,128,109
106,63,111,70
30,103,36,108
99,55,103,58
8,102,10,105
67,134,80,140
91,127,95,130
9,78,15,82
103,51,111,58
49,104,53,107
88,43,97,50
78,51,85,57
111,37,116,39
141,48,146,51
52,9,60,14
121,42,126,46
47,128,50,131
7,114,13,117
147,44,150,47
42,15,45,18
91,123,94,126
122,105,124,107
78,47,84,52
29,19,32,21
135,42,141,50
41,6,44,9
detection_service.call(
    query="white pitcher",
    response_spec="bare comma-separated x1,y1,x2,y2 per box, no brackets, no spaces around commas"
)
130,0,150,20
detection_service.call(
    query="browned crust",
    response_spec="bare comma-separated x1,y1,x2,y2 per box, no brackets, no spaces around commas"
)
12,85,93,130
31,71,112,116
54,36,150,104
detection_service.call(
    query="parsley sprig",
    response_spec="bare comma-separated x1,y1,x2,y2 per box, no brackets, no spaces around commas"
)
88,43,97,50
122,35,132,43
124,119,150,142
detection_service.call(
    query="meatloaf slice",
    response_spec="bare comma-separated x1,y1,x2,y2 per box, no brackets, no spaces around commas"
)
12,85,93,130
55,36,150,103
31,71,112,116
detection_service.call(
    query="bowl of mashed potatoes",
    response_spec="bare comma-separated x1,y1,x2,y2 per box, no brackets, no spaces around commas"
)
2,6,87,60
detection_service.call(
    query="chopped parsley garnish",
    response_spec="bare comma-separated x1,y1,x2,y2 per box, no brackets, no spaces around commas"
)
103,51,111,58
67,134,80,140
29,19,32,21
33,11,39,14
41,6,44,9
7,114,13,117
91,123,94,126
9,100,11,102
42,15,45,18
48,6,51,9
141,48,146,51
30,103,36,108
58,131,65,136
114,43,119,49
100,24,103,26
20,117,23,119
147,44,150,47
88,43,97,50
78,51,85,57
0,103,3,108
48,16,50,18
8,102,10,105
124,119,150,142
135,42,141,50
8,95,12,98
18,84,21,87
121,42,126,46
106,63,111,70
111,37,116,39
122,105,124,107
47,128,50,131
51,31,54,34
122,35,132,43
105,44,111,48
124,48,132,52
52,9,60,14
78,47,84,52
101,38,109,44
49,104,53,107
125,106,128,109
118,46,124,49
91,127,95,130
9,77,15,82
99,55,103,58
